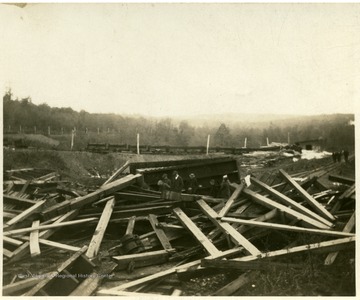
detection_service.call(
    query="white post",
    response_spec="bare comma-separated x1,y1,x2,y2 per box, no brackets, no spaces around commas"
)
266,137,269,146
288,132,290,145
34,126,36,134
71,129,75,150
108,128,110,134
9,125,11,131
48,126,51,135
19,125,22,133
137,133,140,155
206,134,210,155
61,127,64,135
244,137,247,148
97,127,100,135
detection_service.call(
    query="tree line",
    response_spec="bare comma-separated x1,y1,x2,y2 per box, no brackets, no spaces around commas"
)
3,90,355,150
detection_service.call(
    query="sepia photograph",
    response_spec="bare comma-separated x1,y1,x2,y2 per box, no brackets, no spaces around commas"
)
1,2,358,296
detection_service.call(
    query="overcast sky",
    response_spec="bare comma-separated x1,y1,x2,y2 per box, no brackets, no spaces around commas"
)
1,3,359,117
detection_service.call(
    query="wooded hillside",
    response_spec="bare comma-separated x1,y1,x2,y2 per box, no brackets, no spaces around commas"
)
3,91,354,150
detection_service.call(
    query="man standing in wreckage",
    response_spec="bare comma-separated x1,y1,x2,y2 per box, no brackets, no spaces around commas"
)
187,173,200,194
158,173,172,199
219,175,231,198
171,170,184,200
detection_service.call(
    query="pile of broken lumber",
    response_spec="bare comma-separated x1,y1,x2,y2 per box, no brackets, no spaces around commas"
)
3,158,355,296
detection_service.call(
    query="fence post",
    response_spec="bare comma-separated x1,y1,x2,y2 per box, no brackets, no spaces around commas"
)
206,135,210,155
137,133,140,155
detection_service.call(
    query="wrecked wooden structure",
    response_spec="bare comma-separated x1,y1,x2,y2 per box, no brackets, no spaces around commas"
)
2,156,356,296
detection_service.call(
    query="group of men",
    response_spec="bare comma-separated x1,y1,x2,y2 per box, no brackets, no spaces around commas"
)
158,171,232,199
332,150,350,163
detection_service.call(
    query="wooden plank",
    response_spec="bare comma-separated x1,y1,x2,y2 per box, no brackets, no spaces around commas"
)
251,177,333,227
221,217,355,238
279,169,335,221
23,246,88,296
4,217,98,237
148,214,174,252
8,210,79,262
3,276,43,296
3,248,14,258
242,187,331,229
212,271,258,296
19,236,82,252
173,207,221,257
235,237,355,262
86,198,115,259
70,262,117,296
101,247,242,292
6,200,46,227
325,212,355,265
97,290,166,296
197,199,261,256
3,236,23,246
29,220,41,257
113,250,170,270
202,258,301,271
328,174,355,185
218,183,244,218
42,174,141,220
102,160,130,186
125,216,136,235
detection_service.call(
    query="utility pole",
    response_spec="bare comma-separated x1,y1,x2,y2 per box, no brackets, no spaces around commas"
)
206,135,210,155
244,137,247,148
288,132,290,145
137,133,140,155
71,127,76,150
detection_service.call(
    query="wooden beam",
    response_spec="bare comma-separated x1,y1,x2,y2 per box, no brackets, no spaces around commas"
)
125,216,136,235
279,169,335,221
101,247,242,292
3,194,37,205
197,199,261,256
29,220,41,257
325,212,355,265
212,271,258,296
23,246,89,296
218,183,244,218
148,214,174,252
3,248,14,258
113,250,170,270
3,276,44,296
102,160,130,186
8,210,79,262
242,188,331,229
173,207,220,257
19,236,82,252
202,258,301,271
70,263,117,296
86,198,115,259
97,290,166,296
328,174,355,185
221,217,354,237
6,200,46,227
41,174,141,220
3,236,23,246
235,237,355,262
4,217,97,237
250,177,333,227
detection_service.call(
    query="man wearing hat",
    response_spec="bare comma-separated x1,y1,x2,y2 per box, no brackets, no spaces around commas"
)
171,170,184,200
187,173,199,194
219,175,231,198
158,173,171,199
